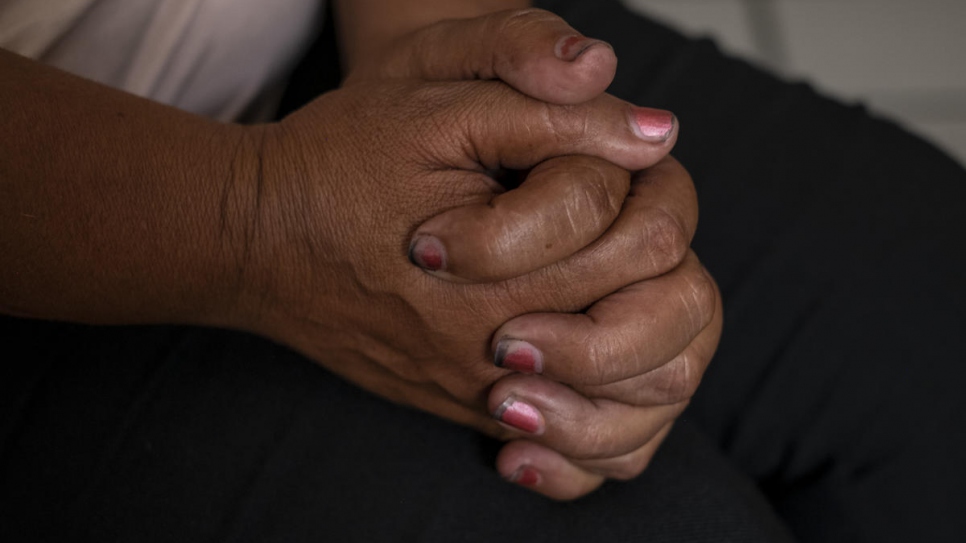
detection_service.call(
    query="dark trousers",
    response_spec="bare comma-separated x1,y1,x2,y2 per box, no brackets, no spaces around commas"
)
3,1,965,541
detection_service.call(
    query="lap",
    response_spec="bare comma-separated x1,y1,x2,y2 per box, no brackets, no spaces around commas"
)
0,319,790,542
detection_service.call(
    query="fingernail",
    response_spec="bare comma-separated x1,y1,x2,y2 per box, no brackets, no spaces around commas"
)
555,35,606,62
506,465,541,487
494,339,544,374
629,106,676,142
493,396,544,435
408,235,446,271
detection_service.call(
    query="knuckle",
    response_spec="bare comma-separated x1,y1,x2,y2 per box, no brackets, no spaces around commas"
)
538,101,588,146
559,164,623,233
578,161,625,211
573,421,621,459
635,206,688,274
583,335,619,386
682,262,718,333
653,354,703,404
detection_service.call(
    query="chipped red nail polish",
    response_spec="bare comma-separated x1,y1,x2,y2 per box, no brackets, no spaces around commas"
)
555,35,603,62
508,465,541,487
630,106,676,142
494,339,544,374
408,235,446,271
493,397,544,435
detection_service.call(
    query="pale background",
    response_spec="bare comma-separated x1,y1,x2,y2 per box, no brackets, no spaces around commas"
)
622,0,966,166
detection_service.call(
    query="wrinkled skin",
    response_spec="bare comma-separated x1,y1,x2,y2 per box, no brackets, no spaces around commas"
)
230,10,723,500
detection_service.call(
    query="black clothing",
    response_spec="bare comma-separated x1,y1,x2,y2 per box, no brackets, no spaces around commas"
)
3,1,965,541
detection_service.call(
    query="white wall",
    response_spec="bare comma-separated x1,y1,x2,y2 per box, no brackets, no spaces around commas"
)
622,0,966,165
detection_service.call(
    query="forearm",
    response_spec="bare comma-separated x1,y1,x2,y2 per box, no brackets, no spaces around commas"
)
333,0,529,71
0,49,258,327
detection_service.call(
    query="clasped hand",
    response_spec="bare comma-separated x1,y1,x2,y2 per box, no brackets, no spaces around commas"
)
229,10,722,500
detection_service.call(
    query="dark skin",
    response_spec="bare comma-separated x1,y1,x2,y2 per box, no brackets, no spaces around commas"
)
0,8,722,500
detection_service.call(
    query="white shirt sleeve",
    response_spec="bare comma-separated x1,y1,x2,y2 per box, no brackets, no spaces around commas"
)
0,0,324,122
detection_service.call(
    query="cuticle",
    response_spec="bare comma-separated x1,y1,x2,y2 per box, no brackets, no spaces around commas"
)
492,395,516,420
572,39,603,61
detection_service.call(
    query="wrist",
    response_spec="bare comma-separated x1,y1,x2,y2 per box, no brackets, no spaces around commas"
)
190,123,274,333
0,49,271,327
203,120,320,340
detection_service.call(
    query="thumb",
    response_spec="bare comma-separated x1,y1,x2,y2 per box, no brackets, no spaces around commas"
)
360,9,617,105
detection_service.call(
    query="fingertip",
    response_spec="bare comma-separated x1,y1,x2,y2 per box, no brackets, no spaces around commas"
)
408,234,447,272
492,395,546,436
540,39,618,104
554,36,609,63
629,107,677,143
496,441,605,500
408,234,481,283
494,338,544,374
505,464,542,487
490,12,616,105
